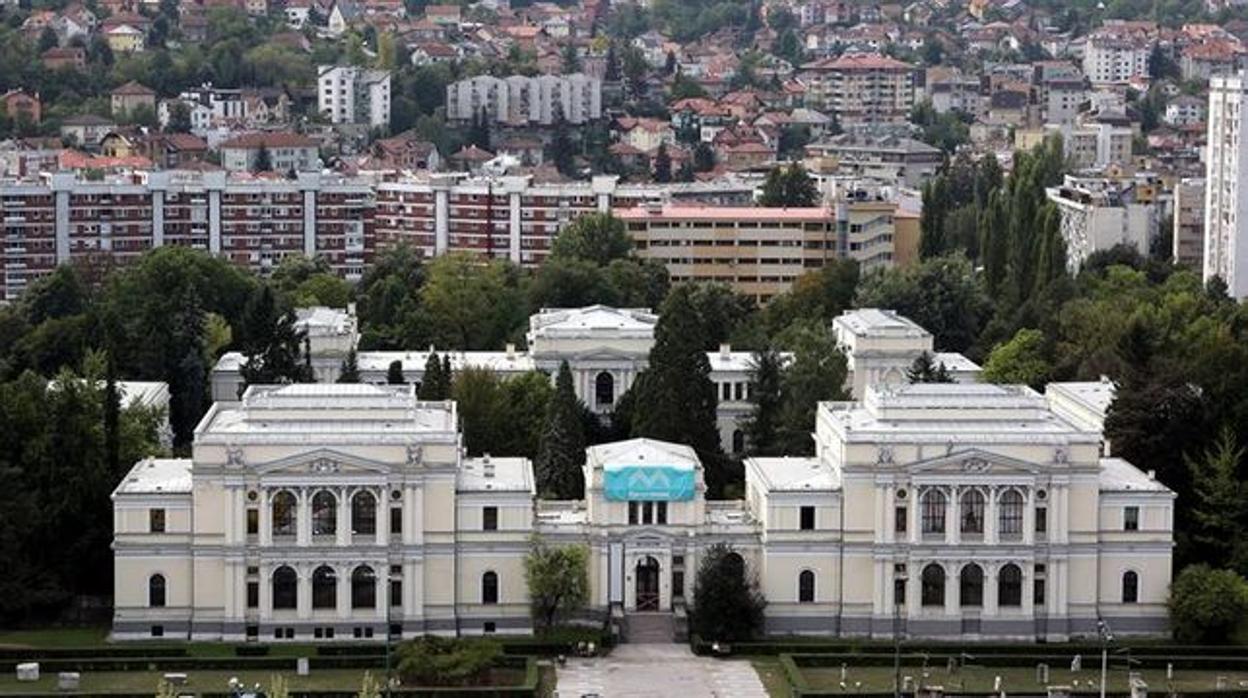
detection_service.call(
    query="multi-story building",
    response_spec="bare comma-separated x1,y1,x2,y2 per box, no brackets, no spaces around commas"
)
926,68,981,116
1082,25,1154,85
1040,78,1088,126
1046,176,1157,273
220,133,320,173
804,135,943,188
1205,72,1248,297
1045,122,1134,170
317,65,392,129
1174,178,1205,269
617,204,893,303
445,74,602,126
115,314,1172,642
797,53,916,126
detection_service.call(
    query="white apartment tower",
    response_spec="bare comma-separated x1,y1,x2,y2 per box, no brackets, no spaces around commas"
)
318,65,392,129
1204,72,1248,298
445,74,603,126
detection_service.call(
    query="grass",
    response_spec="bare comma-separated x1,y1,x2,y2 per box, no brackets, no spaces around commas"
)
0,668,384,693
0,628,109,649
752,656,794,697
795,665,1248,693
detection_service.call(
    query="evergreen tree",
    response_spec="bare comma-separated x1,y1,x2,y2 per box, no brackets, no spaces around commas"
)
979,190,1009,297
775,321,848,454
690,544,766,642
919,178,948,259
387,359,405,384
549,109,576,176
561,43,581,73
675,160,695,182
534,361,586,498
173,346,205,450
664,49,677,75
604,42,620,82
631,285,728,495
238,285,309,392
743,348,783,456
906,351,953,383
103,354,120,476
337,347,360,383
254,145,273,172
653,143,672,183
418,351,446,399
1187,427,1248,573
693,141,715,172
758,164,818,207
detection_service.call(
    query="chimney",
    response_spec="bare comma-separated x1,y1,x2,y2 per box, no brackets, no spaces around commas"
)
719,343,731,358
1147,469,1156,480
483,454,495,478
347,301,357,317
505,343,516,359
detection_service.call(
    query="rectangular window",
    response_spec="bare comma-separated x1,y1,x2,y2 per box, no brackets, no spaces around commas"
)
151,625,164,638
642,501,654,525
895,506,907,534
1035,507,1047,534
390,507,402,536
149,508,166,533
484,621,496,633
483,506,498,531
390,579,402,607
628,501,638,525
1124,506,1139,531
247,581,259,609
1034,578,1047,606
800,506,816,530
657,502,668,525
673,570,685,598
246,508,259,535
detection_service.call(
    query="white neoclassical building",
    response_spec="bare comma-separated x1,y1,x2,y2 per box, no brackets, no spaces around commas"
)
113,378,1173,642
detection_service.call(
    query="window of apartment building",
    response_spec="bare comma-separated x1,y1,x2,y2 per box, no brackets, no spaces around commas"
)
483,506,498,531
149,508,166,533
895,505,907,534
1124,506,1139,531
800,506,816,531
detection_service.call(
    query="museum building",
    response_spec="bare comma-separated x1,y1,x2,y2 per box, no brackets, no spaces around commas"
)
112,310,1172,642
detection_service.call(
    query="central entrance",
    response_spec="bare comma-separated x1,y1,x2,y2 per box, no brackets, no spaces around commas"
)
635,556,660,611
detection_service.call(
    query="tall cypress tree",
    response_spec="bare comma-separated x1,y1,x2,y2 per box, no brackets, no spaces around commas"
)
337,347,360,383
979,189,1009,297
743,347,783,457
419,352,444,399
919,178,947,259
239,285,308,392
103,353,120,476
387,360,405,384
631,286,728,495
535,361,586,498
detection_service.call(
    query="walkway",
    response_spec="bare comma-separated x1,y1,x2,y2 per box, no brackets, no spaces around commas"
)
555,643,769,697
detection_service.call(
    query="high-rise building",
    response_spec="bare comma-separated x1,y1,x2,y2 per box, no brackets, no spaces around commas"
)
797,53,916,126
317,65,391,128
445,74,602,126
1204,72,1248,297
1173,178,1205,269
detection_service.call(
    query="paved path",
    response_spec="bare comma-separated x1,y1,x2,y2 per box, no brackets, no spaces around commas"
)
555,643,769,697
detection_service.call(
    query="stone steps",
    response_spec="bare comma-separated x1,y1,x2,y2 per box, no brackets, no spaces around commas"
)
626,612,675,643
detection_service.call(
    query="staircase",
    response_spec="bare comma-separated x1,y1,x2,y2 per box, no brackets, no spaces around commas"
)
625,612,675,643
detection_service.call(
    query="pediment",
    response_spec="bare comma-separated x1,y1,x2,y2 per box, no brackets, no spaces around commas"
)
906,449,1042,476
254,448,394,476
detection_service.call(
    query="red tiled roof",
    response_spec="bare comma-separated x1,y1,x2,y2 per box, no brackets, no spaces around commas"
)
112,81,155,96
802,52,912,71
220,132,317,148
616,205,833,221
452,144,493,160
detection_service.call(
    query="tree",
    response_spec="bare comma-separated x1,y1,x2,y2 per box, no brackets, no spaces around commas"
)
165,102,193,134
387,359,405,384
906,351,953,383
1186,427,1248,573
561,43,581,73
418,351,448,399
38,26,59,53
775,320,848,454
535,362,587,498
1168,565,1248,644
631,285,728,495
653,143,672,183
548,108,576,176
981,328,1052,388
418,254,527,351
690,544,765,642
397,636,503,686
743,347,783,456
550,213,633,265
337,347,360,383
693,141,715,172
664,49,677,75
524,539,590,632
238,285,310,391
856,253,991,354
758,164,818,207
254,145,273,172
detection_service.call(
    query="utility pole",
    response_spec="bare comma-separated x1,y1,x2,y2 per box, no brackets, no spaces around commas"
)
1097,618,1113,698
894,570,908,698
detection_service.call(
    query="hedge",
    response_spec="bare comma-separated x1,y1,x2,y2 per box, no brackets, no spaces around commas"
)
690,635,1248,659
0,647,188,660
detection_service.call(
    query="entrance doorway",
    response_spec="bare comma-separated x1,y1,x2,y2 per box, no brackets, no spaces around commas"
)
635,556,660,611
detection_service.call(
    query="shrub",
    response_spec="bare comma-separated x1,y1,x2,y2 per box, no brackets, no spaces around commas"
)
395,636,503,687
1168,564,1248,644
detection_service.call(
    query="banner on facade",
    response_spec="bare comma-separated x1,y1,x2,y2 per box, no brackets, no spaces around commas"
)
604,465,695,501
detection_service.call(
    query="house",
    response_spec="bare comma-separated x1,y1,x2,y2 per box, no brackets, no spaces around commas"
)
285,0,312,28
424,4,461,25
615,117,674,152
42,46,87,70
449,144,494,173
219,132,320,172
100,130,142,158
409,41,458,65
1,90,41,125
179,11,209,42
370,131,441,170
105,24,146,53
111,82,157,118
1164,95,1206,126
327,0,362,36
59,114,116,148
141,132,210,168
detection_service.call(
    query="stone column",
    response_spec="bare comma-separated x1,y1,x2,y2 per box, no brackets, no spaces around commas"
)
260,565,273,621
1023,562,1035,616
908,493,919,544
296,488,310,547
336,487,350,546
297,566,311,619
943,563,957,616
403,487,417,546
984,564,998,618
377,487,389,547
260,489,273,547
949,486,961,545
337,564,351,620
1023,487,1035,545
377,568,388,620
986,487,998,545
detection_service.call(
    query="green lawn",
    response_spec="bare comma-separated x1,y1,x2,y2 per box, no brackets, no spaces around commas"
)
0,669,387,693
751,657,794,697
795,665,1248,694
0,627,110,649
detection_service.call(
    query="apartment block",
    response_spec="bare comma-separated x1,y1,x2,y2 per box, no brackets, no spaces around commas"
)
318,65,392,128
445,74,602,126
1046,176,1157,273
797,53,916,126
1205,72,1248,298
1173,178,1205,269
1082,24,1154,85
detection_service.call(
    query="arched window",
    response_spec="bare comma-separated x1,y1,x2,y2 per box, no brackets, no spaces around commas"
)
732,429,745,455
921,564,945,607
959,564,983,607
921,489,947,535
1122,571,1139,604
272,491,297,536
311,491,337,536
595,371,615,408
272,566,297,610
312,566,337,610
351,566,376,609
998,563,1023,607
798,570,815,603
148,574,166,608
352,491,377,536
960,489,985,535
482,571,499,605
999,490,1024,540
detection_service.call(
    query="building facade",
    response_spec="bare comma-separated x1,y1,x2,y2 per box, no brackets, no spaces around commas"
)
1046,177,1156,273
445,74,602,126
1173,178,1205,269
797,53,917,126
112,378,1173,642
1204,72,1248,298
318,66,392,129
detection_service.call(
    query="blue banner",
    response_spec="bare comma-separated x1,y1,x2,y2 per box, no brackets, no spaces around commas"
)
604,466,695,501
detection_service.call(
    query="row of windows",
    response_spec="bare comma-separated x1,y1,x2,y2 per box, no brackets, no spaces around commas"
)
913,564,1140,607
